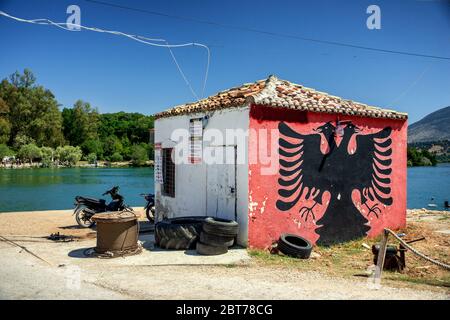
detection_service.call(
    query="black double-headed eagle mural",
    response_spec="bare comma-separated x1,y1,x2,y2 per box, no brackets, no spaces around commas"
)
276,121,393,245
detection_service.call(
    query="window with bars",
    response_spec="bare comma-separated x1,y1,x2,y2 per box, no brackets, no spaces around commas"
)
162,148,175,197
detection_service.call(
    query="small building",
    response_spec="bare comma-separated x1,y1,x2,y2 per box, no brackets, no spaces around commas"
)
154,75,408,248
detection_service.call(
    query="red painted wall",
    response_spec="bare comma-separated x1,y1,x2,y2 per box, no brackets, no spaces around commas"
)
248,104,407,249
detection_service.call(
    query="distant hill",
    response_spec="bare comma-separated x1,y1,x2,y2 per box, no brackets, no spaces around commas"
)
408,106,450,143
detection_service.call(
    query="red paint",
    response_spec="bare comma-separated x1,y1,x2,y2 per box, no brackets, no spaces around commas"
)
248,104,407,249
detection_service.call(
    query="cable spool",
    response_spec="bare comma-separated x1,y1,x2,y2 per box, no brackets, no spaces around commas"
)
91,211,142,258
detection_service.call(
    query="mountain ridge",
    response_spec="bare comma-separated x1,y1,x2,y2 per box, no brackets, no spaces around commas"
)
408,106,450,143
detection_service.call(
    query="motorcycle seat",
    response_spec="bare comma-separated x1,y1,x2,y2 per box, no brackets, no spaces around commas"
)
76,196,106,205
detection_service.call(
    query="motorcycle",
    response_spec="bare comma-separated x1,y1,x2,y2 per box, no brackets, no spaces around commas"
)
140,193,155,223
73,186,133,228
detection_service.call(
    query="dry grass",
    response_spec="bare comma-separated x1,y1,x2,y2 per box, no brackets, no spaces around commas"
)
249,214,450,290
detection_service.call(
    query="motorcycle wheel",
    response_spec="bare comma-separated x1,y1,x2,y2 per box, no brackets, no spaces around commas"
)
146,206,155,224
75,207,95,228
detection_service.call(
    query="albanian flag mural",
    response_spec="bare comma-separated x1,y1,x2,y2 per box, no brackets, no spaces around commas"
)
276,121,393,245
247,105,407,248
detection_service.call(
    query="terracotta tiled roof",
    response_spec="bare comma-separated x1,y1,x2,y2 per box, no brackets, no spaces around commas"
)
154,76,408,120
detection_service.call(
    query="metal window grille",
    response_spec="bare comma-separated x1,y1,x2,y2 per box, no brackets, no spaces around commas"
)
162,148,175,197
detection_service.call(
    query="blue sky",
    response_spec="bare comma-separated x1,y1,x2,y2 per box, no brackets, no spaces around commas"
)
0,0,449,123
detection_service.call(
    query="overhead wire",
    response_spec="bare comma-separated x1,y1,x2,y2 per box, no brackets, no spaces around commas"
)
85,0,450,61
0,10,210,98
388,62,435,107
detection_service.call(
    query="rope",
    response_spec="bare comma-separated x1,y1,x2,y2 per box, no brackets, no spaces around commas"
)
385,229,450,270
0,235,52,265
83,242,142,259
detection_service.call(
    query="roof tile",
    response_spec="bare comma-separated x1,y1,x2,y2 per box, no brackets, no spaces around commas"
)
154,75,408,120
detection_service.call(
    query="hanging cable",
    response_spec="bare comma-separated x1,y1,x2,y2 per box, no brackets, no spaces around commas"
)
85,0,450,61
388,62,434,107
0,10,210,99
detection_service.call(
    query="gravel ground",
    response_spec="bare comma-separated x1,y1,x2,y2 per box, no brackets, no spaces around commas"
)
0,240,448,300
0,209,448,300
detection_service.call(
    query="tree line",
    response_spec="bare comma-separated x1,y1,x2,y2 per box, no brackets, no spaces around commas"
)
0,69,154,167
407,147,437,167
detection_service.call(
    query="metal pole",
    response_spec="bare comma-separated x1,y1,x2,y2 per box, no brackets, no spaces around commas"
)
375,229,389,281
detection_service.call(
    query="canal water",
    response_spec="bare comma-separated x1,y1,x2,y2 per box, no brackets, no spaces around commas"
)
0,167,154,212
0,164,449,212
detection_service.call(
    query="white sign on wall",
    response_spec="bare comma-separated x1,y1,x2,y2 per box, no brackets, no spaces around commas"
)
189,118,203,164
154,143,163,184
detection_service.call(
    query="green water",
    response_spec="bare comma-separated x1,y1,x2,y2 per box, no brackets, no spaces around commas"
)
0,167,154,212
0,165,449,212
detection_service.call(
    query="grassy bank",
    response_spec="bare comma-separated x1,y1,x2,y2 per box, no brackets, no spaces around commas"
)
249,211,450,290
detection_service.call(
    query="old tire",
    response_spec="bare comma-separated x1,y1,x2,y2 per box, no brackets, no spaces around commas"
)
196,241,228,256
278,233,312,259
155,216,206,250
200,231,234,247
202,217,239,237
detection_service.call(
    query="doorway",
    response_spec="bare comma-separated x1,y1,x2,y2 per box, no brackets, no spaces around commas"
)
206,146,237,221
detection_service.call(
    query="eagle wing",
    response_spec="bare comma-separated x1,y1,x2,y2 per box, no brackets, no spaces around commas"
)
276,122,330,211
348,127,393,206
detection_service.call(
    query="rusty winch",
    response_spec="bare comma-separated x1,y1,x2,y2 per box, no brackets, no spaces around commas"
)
372,236,425,272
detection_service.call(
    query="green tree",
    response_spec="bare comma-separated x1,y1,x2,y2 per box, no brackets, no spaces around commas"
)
0,144,14,159
62,100,100,148
110,152,123,162
130,144,149,166
103,135,123,158
407,147,437,167
0,69,64,147
40,146,55,167
17,143,42,164
13,134,35,150
9,69,36,88
86,153,97,164
56,146,82,167
0,117,11,144
81,138,103,158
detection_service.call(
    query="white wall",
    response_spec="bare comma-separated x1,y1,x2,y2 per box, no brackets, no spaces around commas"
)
154,107,250,246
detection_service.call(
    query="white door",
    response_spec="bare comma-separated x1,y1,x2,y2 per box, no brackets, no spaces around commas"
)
206,146,236,220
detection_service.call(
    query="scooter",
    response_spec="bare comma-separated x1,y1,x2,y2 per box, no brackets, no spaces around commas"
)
73,186,133,228
140,193,155,223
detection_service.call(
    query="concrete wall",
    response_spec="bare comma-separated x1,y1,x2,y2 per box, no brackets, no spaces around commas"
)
154,107,250,245
248,104,407,248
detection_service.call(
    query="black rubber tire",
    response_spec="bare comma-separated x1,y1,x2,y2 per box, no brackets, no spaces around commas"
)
202,217,239,237
196,241,228,256
75,207,95,228
277,233,312,259
200,231,234,247
155,216,206,250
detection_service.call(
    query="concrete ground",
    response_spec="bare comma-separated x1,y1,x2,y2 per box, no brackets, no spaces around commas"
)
0,209,449,300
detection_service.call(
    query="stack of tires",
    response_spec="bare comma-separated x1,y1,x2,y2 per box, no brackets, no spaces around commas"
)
196,217,239,255
155,216,206,250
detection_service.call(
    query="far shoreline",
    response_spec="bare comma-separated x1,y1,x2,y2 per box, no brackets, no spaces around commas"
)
0,160,155,170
